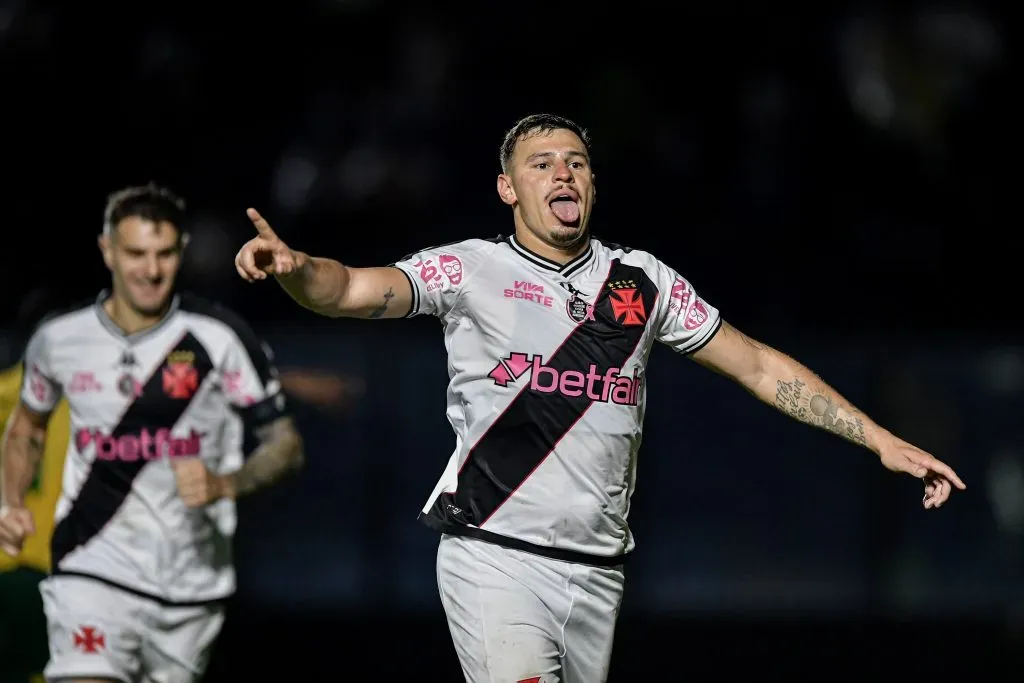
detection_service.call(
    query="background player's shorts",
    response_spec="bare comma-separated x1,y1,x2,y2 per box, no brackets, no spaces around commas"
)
436,534,625,683
39,575,224,683
0,567,49,683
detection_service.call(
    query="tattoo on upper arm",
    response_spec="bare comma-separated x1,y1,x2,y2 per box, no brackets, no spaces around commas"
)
368,287,395,319
9,432,45,460
774,378,867,446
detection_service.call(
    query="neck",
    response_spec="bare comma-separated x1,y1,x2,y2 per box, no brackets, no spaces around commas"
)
514,225,589,266
103,292,169,336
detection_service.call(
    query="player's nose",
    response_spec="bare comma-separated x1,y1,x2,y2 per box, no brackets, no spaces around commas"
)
551,160,573,182
141,261,162,281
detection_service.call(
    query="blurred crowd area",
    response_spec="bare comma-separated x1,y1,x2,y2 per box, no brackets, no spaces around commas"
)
1,0,1019,629
0,2,1009,334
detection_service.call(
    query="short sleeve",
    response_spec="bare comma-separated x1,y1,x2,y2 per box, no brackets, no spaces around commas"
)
221,326,289,429
19,327,61,414
652,260,722,355
391,239,492,318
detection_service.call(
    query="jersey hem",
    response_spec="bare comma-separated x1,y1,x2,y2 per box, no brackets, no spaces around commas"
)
682,316,723,355
419,512,630,568
51,569,232,607
391,265,420,317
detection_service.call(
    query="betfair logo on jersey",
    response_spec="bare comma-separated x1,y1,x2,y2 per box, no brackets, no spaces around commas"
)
487,352,641,406
75,427,206,461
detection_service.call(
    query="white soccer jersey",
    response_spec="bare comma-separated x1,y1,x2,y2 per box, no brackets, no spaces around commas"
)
394,234,721,565
20,292,287,603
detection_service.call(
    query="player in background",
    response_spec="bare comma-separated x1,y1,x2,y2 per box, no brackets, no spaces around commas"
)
0,290,70,683
233,114,965,683
0,184,305,683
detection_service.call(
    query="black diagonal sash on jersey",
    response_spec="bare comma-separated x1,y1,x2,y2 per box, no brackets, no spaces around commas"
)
428,260,659,529
51,332,214,568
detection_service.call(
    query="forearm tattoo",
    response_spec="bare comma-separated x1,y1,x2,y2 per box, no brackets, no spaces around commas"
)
2,432,46,502
25,434,44,460
230,418,303,498
774,377,868,447
6,433,45,465
368,287,395,319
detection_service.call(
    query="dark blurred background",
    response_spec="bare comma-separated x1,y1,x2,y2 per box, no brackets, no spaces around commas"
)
0,1,1017,678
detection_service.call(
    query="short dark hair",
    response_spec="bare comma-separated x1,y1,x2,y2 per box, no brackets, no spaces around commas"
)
499,114,591,172
103,183,187,236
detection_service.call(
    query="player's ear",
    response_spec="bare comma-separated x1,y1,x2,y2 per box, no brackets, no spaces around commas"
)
179,232,191,251
97,233,114,271
497,174,517,207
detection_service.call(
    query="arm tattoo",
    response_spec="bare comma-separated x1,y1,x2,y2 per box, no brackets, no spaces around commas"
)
1,431,46,505
368,287,395,319
774,378,868,447
228,417,303,499
24,434,45,460
5,431,46,460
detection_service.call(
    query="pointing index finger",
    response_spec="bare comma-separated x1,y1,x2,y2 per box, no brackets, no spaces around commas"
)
923,455,966,490
247,208,277,239
935,461,966,490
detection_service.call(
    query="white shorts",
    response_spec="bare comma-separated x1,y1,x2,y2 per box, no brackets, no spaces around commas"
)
436,534,625,683
40,575,225,683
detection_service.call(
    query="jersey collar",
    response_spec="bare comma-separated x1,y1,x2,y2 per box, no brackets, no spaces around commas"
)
94,289,180,345
508,234,595,279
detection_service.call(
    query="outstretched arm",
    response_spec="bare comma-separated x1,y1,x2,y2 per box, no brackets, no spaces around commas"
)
690,322,965,507
234,208,413,319
278,256,412,320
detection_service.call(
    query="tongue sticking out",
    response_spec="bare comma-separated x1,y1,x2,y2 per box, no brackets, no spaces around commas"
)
550,199,580,224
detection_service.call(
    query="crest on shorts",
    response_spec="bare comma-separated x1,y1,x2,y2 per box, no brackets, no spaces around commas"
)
72,625,106,654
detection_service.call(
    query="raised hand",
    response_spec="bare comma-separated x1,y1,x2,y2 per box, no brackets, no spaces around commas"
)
234,208,300,282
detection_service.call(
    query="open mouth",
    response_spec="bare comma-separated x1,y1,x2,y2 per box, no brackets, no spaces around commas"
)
549,192,580,227
133,280,164,296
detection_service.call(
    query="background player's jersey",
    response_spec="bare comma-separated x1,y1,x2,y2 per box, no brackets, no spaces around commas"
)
20,292,287,603
0,364,70,574
394,235,721,565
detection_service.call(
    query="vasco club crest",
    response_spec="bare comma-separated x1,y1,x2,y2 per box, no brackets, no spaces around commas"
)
162,350,198,399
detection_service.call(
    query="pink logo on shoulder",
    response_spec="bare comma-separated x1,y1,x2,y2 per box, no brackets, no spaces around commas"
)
29,364,52,404
669,277,709,331
438,254,463,285
684,299,709,330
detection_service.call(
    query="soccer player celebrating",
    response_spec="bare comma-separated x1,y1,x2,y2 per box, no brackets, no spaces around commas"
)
1,184,304,683
235,114,964,683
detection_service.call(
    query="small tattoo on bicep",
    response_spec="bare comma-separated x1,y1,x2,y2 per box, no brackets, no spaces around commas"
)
368,287,395,319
